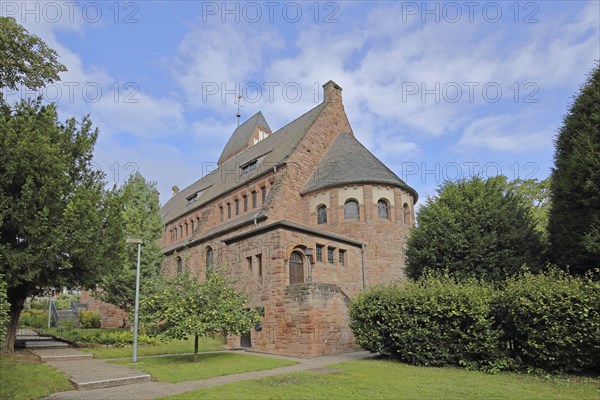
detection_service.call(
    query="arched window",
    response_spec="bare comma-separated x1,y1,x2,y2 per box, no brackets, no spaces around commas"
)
289,251,304,285
176,256,183,274
378,199,389,219
206,246,214,273
344,200,359,220
317,205,327,224
403,203,410,224
174,227,178,240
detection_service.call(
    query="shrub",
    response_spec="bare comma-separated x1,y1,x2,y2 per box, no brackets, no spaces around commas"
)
53,293,80,310
350,276,511,371
78,310,101,329
18,309,48,328
494,270,600,372
0,275,9,343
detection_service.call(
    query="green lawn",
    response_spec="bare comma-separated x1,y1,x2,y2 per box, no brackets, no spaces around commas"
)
161,359,599,400
0,351,73,400
80,336,224,359
111,352,298,383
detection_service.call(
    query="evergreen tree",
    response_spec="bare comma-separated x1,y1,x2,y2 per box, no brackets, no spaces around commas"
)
0,100,125,352
406,176,543,282
548,65,600,274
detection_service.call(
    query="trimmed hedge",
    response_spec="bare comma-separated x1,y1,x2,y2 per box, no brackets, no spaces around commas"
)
350,272,599,373
496,272,600,372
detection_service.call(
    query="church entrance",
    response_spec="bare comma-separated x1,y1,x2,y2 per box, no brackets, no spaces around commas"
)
240,331,251,348
289,251,304,284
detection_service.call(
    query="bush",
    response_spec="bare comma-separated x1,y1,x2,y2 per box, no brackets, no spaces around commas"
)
78,310,101,329
494,271,600,372
350,276,511,371
350,271,600,373
18,310,48,329
53,293,80,310
0,274,9,343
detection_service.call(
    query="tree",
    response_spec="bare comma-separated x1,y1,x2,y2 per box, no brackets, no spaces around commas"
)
0,99,125,352
508,178,551,240
405,176,544,282
97,172,163,312
140,271,259,362
0,17,67,93
0,274,9,344
548,65,600,274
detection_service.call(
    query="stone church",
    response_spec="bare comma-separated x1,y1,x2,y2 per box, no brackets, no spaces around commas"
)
160,81,418,357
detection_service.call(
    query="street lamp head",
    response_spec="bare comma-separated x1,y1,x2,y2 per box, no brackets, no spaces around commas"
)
126,238,143,245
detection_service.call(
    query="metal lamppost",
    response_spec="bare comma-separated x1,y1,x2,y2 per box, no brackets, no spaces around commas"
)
304,247,313,282
126,238,143,363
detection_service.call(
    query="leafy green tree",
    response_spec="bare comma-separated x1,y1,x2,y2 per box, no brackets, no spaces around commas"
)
140,271,259,361
98,173,163,311
508,178,551,240
0,17,67,93
0,99,125,352
406,176,543,282
548,65,600,274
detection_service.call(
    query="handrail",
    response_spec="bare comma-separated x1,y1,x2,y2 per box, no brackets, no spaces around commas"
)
49,301,59,327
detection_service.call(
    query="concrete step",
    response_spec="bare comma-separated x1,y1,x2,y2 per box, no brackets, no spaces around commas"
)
43,358,152,390
24,340,69,349
33,348,94,361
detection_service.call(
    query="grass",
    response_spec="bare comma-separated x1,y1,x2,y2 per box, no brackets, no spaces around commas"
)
80,336,225,359
0,351,73,400
160,359,600,400
111,352,298,383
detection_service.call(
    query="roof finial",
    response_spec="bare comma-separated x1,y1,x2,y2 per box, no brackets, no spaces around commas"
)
235,95,243,127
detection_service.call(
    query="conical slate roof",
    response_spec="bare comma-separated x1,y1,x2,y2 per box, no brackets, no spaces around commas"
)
217,111,271,165
302,133,418,200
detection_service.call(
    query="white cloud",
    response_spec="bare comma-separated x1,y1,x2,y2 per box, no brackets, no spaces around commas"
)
456,114,553,153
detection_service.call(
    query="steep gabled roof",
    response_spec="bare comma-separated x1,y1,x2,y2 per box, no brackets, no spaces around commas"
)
301,133,418,201
161,103,326,224
217,111,271,165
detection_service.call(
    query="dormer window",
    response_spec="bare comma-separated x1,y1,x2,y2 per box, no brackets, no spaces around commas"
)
186,187,209,206
241,160,258,176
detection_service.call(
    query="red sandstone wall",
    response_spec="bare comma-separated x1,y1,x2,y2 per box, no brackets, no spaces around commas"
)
80,291,130,329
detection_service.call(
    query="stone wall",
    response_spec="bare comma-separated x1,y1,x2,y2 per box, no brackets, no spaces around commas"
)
80,291,130,329
228,283,357,357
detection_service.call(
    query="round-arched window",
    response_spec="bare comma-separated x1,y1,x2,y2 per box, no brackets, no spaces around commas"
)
344,200,360,220
176,256,183,274
317,205,327,224
378,199,389,219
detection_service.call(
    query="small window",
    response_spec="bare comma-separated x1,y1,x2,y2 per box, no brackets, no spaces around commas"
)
257,254,263,283
344,200,359,220
174,227,178,240
378,199,389,219
261,187,267,205
317,205,327,224
316,245,323,262
328,247,335,264
191,220,195,232
339,249,346,266
235,199,239,215
176,257,183,274
185,223,189,236
252,191,257,208
243,195,248,212
403,203,410,224
220,206,224,222
196,216,200,230
247,256,253,276
241,160,258,176
206,247,214,273
227,203,231,218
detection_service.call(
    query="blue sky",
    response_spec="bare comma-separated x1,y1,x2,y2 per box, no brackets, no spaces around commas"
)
3,1,599,206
